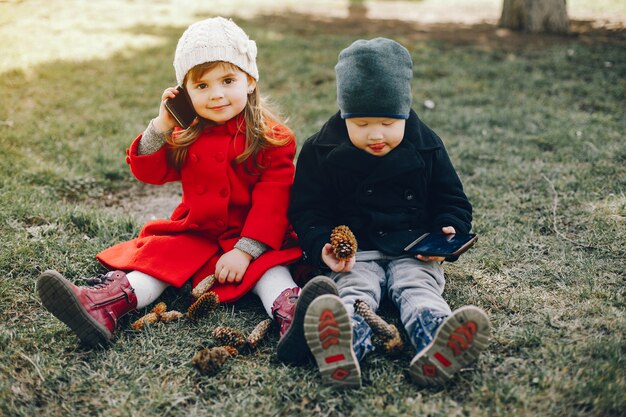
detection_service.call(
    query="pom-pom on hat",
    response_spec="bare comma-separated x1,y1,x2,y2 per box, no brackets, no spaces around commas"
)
335,37,413,119
174,17,258,85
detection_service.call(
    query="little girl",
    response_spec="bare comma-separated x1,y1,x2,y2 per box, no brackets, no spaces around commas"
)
37,17,336,364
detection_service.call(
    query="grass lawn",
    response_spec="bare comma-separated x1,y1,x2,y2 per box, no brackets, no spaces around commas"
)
1,1,624,416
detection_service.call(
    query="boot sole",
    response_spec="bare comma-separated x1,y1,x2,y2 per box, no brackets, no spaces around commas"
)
408,305,490,386
277,276,338,364
304,294,361,388
37,270,113,347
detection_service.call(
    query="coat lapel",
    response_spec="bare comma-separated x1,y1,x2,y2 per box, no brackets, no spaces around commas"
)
321,112,427,183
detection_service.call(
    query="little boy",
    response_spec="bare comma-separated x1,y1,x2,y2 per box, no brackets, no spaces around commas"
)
288,38,490,387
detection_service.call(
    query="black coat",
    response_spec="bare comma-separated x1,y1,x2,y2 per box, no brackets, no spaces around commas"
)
289,110,472,267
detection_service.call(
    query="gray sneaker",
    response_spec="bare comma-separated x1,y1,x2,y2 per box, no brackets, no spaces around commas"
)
304,294,361,388
408,305,490,386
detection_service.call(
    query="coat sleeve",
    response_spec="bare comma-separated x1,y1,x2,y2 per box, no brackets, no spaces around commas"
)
126,134,181,185
427,140,472,234
240,137,296,250
288,139,334,268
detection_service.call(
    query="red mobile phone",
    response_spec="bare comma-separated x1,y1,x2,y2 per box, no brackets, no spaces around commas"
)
164,86,197,129
403,233,478,261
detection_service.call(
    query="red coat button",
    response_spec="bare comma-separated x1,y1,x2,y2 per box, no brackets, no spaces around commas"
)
215,152,225,162
190,153,199,163
125,156,131,164
219,188,228,198
216,219,225,228
196,185,206,195
189,223,199,230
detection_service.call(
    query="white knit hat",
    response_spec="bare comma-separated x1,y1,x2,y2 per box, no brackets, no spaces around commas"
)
173,17,258,85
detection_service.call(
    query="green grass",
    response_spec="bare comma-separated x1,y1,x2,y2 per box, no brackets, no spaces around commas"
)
1,2,625,417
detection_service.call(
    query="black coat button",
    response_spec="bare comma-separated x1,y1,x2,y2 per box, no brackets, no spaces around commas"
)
404,189,415,200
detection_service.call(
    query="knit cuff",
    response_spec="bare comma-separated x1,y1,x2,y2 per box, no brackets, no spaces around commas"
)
137,119,171,155
234,237,269,259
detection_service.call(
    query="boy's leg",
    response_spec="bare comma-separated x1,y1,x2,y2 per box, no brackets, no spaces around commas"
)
330,259,386,318
386,258,490,385
303,260,383,387
408,306,490,386
386,258,452,343
330,259,386,361
304,294,361,388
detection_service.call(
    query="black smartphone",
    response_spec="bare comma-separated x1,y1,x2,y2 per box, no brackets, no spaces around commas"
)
164,86,197,129
403,232,478,261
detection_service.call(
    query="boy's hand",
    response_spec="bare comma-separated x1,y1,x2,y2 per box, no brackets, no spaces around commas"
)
416,226,456,263
321,243,355,273
215,248,253,284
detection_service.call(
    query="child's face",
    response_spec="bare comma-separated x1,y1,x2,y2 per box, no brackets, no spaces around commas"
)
345,117,406,157
185,63,255,124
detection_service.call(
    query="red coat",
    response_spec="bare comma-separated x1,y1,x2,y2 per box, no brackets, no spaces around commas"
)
97,115,302,303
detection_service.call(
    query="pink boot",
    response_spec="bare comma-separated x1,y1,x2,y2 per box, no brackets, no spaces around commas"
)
37,270,138,347
274,275,338,364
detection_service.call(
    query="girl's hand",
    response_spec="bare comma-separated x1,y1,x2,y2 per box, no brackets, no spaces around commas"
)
215,248,253,284
153,87,199,132
416,226,456,263
321,243,355,273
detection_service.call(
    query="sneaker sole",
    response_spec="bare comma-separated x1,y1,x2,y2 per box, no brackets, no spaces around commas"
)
408,305,490,386
37,270,112,347
277,276,338,364
304,294,361,388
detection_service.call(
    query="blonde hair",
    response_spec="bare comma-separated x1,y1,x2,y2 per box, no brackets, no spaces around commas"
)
166,61,291,170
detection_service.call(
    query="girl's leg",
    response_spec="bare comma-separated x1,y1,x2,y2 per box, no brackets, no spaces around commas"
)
37,269,138,347
253,266,339,365
251,265,298,317
126,270,170,309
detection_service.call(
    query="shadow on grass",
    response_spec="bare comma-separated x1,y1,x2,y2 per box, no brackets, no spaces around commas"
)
241,10,626,50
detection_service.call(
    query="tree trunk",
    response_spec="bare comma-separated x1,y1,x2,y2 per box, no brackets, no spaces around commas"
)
500,0,569,33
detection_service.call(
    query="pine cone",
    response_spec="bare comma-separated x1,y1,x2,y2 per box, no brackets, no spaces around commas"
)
131,312,159,330
212,326,246,351
160,310,185,323
246,319,273,349
222,345,239,357
192,274,216,299
191,346,234,375
150,302,167,317
382,328,404,355
330,225,357,260
187,291,219,320
354,299,404,355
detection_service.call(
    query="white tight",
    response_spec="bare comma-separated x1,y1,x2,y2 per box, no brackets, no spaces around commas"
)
126,270,169,309
127,265,297,315
251,266,298,317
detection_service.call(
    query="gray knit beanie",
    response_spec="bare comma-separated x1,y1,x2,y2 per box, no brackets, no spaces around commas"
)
335,38,413,119
174,17,258,85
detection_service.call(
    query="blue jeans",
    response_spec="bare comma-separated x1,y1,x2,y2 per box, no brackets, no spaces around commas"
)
330,251,452,351
352,314,374,361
